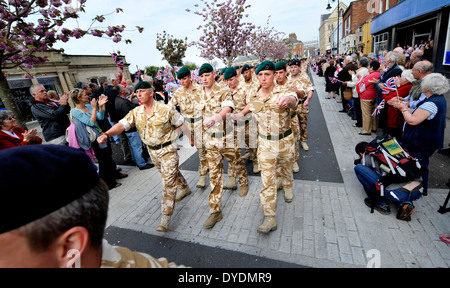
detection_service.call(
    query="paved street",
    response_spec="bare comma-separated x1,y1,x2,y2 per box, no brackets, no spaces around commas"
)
99,70,450,268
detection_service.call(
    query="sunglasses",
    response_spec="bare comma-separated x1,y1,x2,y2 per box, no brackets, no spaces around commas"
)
7,115,15,121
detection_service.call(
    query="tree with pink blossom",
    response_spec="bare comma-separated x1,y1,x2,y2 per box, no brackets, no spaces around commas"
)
249,16,289,62
186,0,256,66
156,31,188,68
0,0,144,128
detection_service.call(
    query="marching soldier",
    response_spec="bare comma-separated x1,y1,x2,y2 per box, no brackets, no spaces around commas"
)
239,64,259,167
198,63,249,229
275,61,306,174
97,81,192,233
223,67,259,182
289,59,314,152
246,61,298,234
169,67,209,193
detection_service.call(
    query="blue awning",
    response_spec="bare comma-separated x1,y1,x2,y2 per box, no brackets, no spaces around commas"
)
371,0,450,34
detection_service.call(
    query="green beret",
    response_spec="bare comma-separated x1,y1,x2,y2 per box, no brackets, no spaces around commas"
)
234,66,240,70
199,63,214,76
290,59,301,66
177,67,191,79
220,68,226,75
241,64,251,73
255,60,276,75
0,145,99,234
134,81,153,92
223,67,237,80
275,61,287,71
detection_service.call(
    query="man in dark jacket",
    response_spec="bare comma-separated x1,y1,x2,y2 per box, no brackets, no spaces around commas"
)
30,84,70,145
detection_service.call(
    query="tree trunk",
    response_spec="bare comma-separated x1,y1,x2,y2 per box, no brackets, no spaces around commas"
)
0,71,28,130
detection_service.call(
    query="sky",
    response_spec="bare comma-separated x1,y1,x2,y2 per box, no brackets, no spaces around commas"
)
56,0,351,73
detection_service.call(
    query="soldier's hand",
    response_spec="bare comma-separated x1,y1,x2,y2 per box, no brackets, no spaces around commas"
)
231,112,244,121
203,115,221,129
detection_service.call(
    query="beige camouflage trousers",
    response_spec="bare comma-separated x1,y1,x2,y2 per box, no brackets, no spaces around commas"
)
291,114,301,161
297,104,309,142
189,121,209,176
148,143,188,216
258,135,295,217
206,146,248,214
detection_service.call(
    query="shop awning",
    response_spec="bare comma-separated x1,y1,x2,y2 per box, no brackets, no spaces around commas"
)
371,0,450,34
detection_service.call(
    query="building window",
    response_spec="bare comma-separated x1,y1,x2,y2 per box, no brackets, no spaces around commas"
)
443,12,450,65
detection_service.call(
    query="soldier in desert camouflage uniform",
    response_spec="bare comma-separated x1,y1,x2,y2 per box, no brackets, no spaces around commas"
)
274,61,306,174
238,64,260,168
98,81,192,233
222,67,259,189
289,59,314,152
245,61,298,234
198,64,248,229
169,67,209,193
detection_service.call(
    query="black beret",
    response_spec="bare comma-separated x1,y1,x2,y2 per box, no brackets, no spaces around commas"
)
199,63,214,76
223,67,237,80
241,64,251,73
275,61,287,71
177,67,191,79
290,59,301,66
0,145,99,234
255,60,276,75
134,81,153,92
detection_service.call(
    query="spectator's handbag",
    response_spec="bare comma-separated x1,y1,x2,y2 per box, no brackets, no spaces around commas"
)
343,87,353,101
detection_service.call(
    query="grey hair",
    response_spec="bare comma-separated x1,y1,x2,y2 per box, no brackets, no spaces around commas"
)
0,110,13,126
367,52,377,61
414,61,434,74
401,69,416,83
29,84,44,96
421,73,450,96
359,57,370,68
385,52,399,64
107,74,117,83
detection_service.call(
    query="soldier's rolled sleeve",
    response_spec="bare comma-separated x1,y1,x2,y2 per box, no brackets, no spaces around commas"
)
170,109,185,127
221,100,235,111
120,111,136,131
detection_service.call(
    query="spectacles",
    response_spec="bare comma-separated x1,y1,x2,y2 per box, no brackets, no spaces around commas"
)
7,115,15,120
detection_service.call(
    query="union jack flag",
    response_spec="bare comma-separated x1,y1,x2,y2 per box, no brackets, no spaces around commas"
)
334,65,342,78
329,77,339,84
372,99,385,116
111,53,124,72
381,77,397,94
134,70,143,82
156,68,163,80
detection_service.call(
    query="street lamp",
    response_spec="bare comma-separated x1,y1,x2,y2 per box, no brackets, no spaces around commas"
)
326,0,340,55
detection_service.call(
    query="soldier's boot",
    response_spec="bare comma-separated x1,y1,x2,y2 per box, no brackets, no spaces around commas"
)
175,187,191,202
257,216,277,234
301,141,310,151
276,178,283,191
223,177,237,190
284,187,294,203
196,175,207,188
253,162,261,173
156,215,171,232
239,185,248,197
203,212,223,229
242,152,251,160
293,162,300,173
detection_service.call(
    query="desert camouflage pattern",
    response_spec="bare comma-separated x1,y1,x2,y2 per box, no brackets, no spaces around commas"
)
288,75,313,142
148,142,189,216
120,101,183,147
207,147,248,213
247,85,297,216
101,240,187,268
120,103,187,216
200,84,247,213
169,81,208,176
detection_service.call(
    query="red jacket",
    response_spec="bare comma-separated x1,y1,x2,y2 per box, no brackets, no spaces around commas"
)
0,127,43,151
382,83,413,128
360,71,381,100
